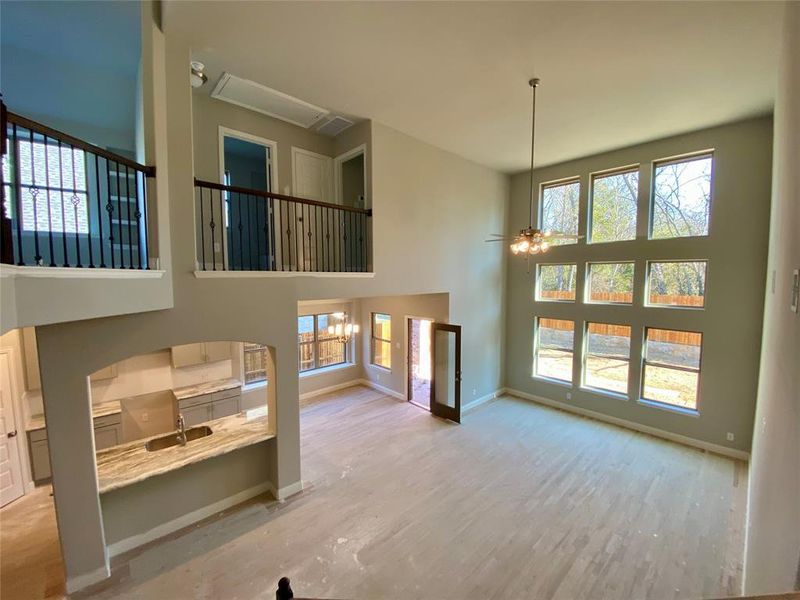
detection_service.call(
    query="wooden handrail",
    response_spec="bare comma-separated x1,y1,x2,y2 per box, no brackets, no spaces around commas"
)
194,178,372,216
6,111,155,176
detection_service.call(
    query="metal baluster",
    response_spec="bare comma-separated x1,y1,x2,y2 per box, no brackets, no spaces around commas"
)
105,158,115,268
95,155,105,267
132,168,141,269
11,125,24,265
247,194,253,270
85,152,95,268
71,145,82,267
28,129,42,265
42,136,56,266
209,187,216,271
218,187,225,270
141,169,149,269
199,186,205,270
237,192,243,271
254,194,260,270
115,161,124,268
269,197,276,271
56,140,68,266
124,165,133,268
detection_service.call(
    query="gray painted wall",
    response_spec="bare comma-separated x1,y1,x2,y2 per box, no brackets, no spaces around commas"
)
505,117,773,454
744,2,800,594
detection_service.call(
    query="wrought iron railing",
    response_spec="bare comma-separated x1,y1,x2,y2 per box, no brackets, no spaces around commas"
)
0,105,155,269
194,179,371,273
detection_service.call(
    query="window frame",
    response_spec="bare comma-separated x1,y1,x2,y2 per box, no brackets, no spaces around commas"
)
370,312,392,370
649,150,715,241
587,164,639,245
645,259,708,309
535,262,577,303
538,176,581,245
298,313,349,373
533,316,575,385
584,261,636,305
640,326,703,414
581,321,631,399
242,342,269,386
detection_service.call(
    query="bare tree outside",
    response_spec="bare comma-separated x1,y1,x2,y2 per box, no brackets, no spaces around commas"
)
540,180,579,244
652,155,712,239
590,169,638,243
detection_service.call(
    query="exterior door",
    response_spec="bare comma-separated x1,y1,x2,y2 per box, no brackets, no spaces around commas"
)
429,323,462,423
0,353,25,506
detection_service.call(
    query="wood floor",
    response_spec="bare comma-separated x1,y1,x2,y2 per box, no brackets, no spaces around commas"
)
1,387,747,599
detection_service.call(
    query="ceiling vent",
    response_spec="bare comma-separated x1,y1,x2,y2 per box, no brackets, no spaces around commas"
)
316,115,354,137
211,73,329,129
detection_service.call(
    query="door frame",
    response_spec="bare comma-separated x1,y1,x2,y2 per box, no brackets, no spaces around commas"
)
217,126,279,269
291,146,334,202
0,346,32,501
333,143,367,207
429,322,462,423
404,315,434,409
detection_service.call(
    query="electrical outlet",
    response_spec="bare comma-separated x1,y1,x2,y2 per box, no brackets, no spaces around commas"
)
141,412,149,422
726,432,734,442
472,388,477,397
214,242,221,252
566,392,572,400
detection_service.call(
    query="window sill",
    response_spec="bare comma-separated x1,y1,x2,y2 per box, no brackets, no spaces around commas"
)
532,375,572,388
299,363,358,379
0,265,165,280
242,380,268,393
194,270,374,279
638,398,699,417
369,364,391,374
580,386,628,402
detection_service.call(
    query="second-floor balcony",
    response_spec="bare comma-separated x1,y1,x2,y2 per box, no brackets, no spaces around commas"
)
194,179,372,274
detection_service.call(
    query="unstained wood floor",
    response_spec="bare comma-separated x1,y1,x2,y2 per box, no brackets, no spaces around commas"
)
1,387,747,599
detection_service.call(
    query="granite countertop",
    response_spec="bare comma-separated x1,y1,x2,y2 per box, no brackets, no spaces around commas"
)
95,410,273,494
26,398,122,432
172,378,242,401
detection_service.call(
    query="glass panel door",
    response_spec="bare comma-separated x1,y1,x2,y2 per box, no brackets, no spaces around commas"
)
429,323,461,423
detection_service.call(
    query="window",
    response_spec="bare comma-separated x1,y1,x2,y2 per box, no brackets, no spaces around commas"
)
1,139,89,233
243,343,269,384
536,264,577,302
651,153,713,239
540,179,580,245
371,313,391,369
534,318,574,383
589,167,638,243
297,312,349,373
583,323,630,396
586,262,635,304
647,261,707,308
642,328,702,411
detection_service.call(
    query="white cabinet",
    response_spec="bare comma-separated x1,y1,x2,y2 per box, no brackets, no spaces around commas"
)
171,342,232,368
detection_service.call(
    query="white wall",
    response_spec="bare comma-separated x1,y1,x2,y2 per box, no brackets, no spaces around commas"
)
744,2,800,594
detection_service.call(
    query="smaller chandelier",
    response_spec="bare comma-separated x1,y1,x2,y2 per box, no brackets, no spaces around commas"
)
510,227,551,255
327,312,359,343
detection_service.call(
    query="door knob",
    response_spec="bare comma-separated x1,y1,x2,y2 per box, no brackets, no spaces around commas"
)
7,430,17,438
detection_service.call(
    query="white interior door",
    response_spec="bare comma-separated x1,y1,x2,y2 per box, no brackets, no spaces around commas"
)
292,147,333,202
0,353,25,507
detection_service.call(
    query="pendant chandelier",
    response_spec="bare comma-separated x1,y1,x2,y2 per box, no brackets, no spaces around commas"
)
485,78,580,255
327,312,359,344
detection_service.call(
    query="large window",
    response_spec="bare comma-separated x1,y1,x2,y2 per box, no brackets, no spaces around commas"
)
243,343,269,385
1,139,89,233
298,313,348,373
647,261,707,308
371,313,391,369
586,262,635,304
540,179,579,245
583,323,631,396
651,153,713,239
589,167,638,243
642,328,702,410
534,318,574,383
536,264,577,302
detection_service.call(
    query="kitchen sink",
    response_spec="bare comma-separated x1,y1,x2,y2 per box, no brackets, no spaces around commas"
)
145,426,213,452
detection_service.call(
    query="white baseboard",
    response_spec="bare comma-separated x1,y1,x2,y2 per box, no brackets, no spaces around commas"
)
463,388,505,414
359,378,405,400
106,481,272,558
273,480,304,501
66,564,111,594
299,379,362,401
505,388,750,461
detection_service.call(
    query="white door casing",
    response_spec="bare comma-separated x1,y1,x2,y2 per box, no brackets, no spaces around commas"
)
0,352,25,507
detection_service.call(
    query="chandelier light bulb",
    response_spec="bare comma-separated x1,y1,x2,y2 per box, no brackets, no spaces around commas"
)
519,239,530,252
511,243,520,255
540,241,550,252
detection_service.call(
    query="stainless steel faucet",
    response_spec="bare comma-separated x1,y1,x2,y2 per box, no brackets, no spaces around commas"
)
176,413,187,446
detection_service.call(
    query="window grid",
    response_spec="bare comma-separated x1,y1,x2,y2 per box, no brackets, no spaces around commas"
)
539,178,580,245
585,262,635,304
243,343,269,384
536,263,577,302
646,260,707,308
588,166,639,244
641,327,702,411
650,152,713,240
298,313,348,373
534,317,574,383
582,322,631,397
371,313,392,369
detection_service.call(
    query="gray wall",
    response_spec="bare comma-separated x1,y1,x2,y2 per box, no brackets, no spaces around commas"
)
505,117,773,454
744,2,800,594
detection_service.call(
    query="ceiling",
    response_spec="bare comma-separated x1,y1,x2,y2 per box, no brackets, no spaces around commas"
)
164,1,783,173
